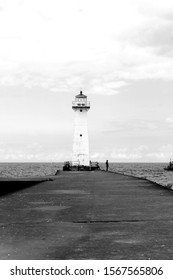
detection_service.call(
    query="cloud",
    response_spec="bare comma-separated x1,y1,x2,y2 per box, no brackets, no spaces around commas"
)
110,145,149,161
103,120,159,135
0,139,71,162
135,24,173,57
90,152,105,160
159,144,173,154
108,144,173,162
166,117,173,125
89,82,128,96
0,0,172,95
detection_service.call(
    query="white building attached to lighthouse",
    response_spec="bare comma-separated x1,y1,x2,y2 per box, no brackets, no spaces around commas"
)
72,91,90,167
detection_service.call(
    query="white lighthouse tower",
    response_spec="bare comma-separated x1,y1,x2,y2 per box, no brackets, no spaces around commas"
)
72,91,90,167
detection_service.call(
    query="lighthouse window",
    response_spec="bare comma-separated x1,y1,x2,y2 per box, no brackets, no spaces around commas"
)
80,134,82,137
80,109,82,112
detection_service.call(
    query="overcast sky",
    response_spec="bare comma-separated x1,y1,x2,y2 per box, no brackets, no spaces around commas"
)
0,0,173,162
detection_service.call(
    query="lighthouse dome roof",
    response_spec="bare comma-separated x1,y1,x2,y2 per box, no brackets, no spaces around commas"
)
75,91,87,98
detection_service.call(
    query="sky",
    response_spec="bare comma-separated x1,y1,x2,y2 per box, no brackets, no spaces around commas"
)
0,0,173,162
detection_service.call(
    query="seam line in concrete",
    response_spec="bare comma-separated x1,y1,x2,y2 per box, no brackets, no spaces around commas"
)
73,219,173,224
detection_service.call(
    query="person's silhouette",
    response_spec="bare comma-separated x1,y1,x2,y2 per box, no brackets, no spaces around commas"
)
106,160,109,171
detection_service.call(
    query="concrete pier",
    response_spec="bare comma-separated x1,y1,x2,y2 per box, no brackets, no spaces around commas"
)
0,171,173,259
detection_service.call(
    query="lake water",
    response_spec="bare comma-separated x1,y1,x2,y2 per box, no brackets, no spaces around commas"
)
104,162,173,188
0,162,172,188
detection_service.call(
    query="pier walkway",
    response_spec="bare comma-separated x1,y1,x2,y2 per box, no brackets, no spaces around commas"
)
0,171,173,259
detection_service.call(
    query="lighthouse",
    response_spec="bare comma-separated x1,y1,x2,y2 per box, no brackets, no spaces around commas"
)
72,90,90,167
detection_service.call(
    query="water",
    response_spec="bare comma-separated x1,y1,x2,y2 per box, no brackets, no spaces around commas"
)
0,162,173,188
0,162,63,178
100,162,173,187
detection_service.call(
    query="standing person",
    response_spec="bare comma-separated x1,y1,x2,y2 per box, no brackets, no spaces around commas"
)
106,160,109,171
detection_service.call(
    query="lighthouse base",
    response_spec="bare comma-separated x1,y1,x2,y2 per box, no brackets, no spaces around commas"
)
62,161,100,171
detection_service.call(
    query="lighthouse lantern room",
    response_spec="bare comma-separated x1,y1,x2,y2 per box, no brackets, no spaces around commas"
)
72,91,90,167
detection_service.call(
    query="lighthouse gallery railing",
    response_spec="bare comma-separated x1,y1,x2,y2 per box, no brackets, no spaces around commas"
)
72,101,90,108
